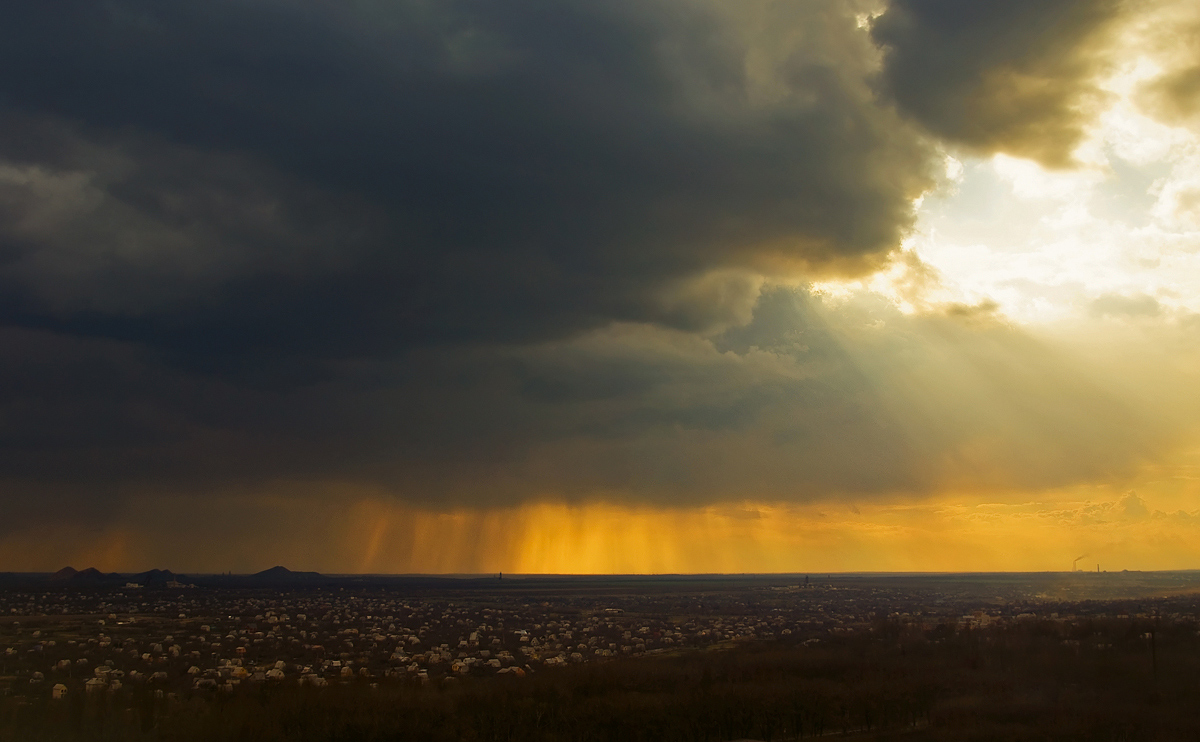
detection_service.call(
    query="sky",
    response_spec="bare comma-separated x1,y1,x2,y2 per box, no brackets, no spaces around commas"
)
2,0,1200,574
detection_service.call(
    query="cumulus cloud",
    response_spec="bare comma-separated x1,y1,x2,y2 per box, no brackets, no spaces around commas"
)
0,0,1194,555
871,0,1125,166
0,0,935,357
1143,63,1200,121
0,0,937,512
1133,5,1200,124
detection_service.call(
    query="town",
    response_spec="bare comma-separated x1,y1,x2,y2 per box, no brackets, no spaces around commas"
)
4,570,1200,702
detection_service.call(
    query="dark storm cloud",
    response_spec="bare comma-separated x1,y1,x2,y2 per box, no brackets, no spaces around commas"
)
0,286,1166,522
871,0,1124,166
0,0,1167,522
0,0,940,506
0,0,932,361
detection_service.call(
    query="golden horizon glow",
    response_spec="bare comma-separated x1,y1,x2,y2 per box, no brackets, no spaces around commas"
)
5,442,1200,574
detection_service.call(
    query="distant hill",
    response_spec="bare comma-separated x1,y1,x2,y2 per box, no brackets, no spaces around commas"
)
47,567,123,585
37,566,192,588
50,566,79,581
179,565,327,589
254,566,323,582
132,568,181,584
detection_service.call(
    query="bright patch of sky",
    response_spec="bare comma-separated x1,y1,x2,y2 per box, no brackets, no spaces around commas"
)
908,63,1199,325
818,16,1200,328
906,47,1200,325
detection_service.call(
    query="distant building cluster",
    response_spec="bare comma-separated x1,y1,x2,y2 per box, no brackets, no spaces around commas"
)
3,575,1198,700
2,588,792,696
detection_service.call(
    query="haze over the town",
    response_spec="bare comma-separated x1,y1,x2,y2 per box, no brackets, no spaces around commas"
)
3,0,1200,574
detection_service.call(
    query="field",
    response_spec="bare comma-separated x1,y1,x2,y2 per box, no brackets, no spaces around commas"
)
3,571,1200,741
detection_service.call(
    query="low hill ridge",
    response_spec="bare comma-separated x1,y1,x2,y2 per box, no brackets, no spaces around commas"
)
254,565,322,580
50,566,79,581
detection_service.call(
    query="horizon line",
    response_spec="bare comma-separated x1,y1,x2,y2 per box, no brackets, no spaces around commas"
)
10,568,1195,577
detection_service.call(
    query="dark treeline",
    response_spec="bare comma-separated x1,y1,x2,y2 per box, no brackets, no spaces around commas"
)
4,616,1200,742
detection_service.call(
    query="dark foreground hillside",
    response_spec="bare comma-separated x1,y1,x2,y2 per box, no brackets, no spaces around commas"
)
3,614,1198,742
